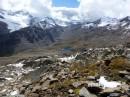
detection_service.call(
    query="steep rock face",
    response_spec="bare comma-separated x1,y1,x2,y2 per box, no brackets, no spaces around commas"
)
0,21,12,56
0,21,9,34
0,22,63,56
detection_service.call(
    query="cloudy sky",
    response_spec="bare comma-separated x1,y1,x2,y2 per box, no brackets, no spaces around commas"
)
0,0,130,21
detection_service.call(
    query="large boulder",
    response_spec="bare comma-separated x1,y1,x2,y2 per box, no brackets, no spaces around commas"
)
79,87,97,97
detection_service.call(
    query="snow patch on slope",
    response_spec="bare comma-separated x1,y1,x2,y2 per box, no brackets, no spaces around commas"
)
98,17,119,27
99,76,121,89
8,62,24,68
59,53,79,63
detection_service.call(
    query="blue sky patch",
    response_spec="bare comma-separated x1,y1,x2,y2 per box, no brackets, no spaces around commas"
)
53,0,79,8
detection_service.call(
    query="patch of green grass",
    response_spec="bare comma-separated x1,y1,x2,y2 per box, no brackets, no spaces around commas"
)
70,62,99,76
74,88,80,95
49,79,76,89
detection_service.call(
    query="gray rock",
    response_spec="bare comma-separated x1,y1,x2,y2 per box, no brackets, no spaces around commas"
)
72,81,88,88
0,77,6,82
120,95,129,97
127,54,130,58
126,89,130,96
79,87,91,97
109,93,121,97
125,75,130,81
5,95,25,97
19,87,26,94
68,89,73,94
87,82,100,87
32,85,41,92
87,76,96,81
26,93,39,97
72,82,82,88
119,71,130,75
41,80,50,90
79,87,97,97
87,82,102,94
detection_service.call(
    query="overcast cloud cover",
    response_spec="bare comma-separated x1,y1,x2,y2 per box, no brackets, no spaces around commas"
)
0,0,130,21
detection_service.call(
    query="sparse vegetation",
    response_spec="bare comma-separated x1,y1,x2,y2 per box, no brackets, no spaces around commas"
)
109,57,127,70
49,79,75,89
74,88,80,95
69,56,130,80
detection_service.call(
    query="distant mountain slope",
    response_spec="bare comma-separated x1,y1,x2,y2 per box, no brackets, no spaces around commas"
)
0,10,130,56
0,17,63,56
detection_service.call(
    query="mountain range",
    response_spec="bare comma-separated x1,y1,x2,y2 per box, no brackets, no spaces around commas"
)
0,9,130,56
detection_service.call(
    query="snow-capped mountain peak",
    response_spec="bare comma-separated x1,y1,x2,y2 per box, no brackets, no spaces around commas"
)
0,9,61,32
31,17,58,30
98,17,119,27
81,17,119,29
0,10,30,32
1,8,130,33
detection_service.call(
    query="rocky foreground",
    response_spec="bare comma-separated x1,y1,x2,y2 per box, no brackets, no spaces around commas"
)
0,45,130,97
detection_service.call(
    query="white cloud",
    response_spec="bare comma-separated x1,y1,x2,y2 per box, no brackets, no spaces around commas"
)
30,0,52,17
78,0,130,20
0,0,78,22
0,0,53,17
52,7,79,21
0,0,31,12
0,0,130,22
